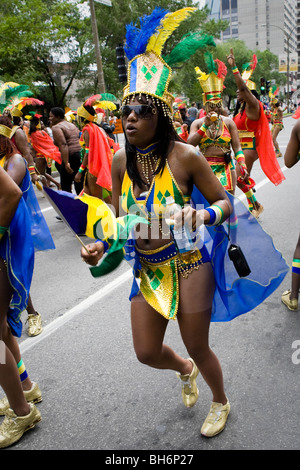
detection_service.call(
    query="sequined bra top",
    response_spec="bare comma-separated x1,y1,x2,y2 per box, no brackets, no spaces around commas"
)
199,119,231,154
121,160,190,219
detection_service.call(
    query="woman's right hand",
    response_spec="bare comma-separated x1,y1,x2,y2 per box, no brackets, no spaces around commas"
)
204,112,218,128
226,48,236,68
81,241,105,266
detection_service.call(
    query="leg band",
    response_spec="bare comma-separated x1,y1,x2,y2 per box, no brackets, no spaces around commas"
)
292,259,300,275
17,359,28,382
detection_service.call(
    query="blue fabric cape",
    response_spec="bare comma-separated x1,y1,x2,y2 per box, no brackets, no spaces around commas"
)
0,165,55,336
125,189,289,322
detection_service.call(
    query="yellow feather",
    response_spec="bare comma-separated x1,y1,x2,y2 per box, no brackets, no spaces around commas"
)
195,67,209,81
146,7,197,56
95,101,117,111
0,82,20,97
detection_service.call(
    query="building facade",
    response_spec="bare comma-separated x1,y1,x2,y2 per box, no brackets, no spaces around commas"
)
204,0,299,93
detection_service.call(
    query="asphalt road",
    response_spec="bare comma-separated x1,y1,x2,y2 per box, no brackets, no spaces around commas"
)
2,117,300,453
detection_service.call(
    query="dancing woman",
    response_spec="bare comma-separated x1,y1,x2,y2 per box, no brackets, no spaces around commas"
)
80,8,288,439
227,48,285,217
0,123,42,448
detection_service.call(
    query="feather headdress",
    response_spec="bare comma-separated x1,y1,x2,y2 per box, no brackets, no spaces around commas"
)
195,52,227,105
77,93,117,122
242,54,258,91
122,7,197,113
163,32,216,67
0,82,21,98
2,85,36,116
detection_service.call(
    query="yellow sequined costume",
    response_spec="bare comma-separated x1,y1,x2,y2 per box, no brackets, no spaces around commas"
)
121,161,210,320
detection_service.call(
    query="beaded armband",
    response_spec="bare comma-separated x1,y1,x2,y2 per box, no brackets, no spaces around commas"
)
28,165,36,175
206,205,224,226
235,150,247,174
78,164,86,174
232,66,239,75
197,123,208,138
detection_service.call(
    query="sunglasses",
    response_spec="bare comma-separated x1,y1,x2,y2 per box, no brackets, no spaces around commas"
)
120,104,156,119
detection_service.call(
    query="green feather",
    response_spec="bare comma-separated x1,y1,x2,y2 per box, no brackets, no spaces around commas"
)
204,51,217,74
163,32,215,67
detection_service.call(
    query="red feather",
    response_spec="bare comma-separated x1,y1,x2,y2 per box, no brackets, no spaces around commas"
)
18,97,44,108
250,54,257,71
85,94,101,107
215,59,227,80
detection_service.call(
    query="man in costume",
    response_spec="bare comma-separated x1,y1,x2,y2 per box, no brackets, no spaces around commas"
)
49,107,83,194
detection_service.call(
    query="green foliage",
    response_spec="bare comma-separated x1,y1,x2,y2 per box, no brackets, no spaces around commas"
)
0,0,286,113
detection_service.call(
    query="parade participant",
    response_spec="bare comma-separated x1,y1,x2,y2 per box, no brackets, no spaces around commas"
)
80,7,288,438
75,96,113,203
3,91,42,185
49,107,83,194
5,116,52,336
227,49,285,217
281,119,300,311
270,99,285,158
187,54,249,197
188,102,199,122
28,113,61,190
0,126,42,448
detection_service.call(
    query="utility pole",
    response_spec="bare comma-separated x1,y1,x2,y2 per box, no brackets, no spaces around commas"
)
89,0,106,94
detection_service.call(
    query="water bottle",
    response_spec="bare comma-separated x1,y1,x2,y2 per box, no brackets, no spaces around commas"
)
164,196,195,253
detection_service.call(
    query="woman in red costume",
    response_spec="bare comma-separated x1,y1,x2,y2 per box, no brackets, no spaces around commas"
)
75,96,113,203
227,48,285,218
28,113,61,190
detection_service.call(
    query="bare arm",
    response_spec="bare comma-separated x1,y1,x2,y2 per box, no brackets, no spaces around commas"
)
284,121,300,168
0,166,22,231
4,153,27,187
14,128,38,183
226,48,260,121
177,145,232,230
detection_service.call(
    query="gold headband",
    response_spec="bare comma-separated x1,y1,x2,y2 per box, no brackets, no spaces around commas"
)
11,107,23,117
0,125,12,139
77,105,96,122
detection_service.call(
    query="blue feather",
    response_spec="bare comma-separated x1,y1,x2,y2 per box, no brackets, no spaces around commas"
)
124,7,169,60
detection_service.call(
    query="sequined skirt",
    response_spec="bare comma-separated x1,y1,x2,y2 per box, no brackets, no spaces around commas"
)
205,155,234,191
135,241,210,320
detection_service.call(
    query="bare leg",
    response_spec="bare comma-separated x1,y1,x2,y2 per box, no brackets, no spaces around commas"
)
291,233,300,301
131,293,191,375
0,258,30,416
177,263,227,404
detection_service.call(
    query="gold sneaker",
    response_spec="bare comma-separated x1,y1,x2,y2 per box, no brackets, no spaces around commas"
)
281,290,298,311
0,404,41,448
27,312,43,337
0,382,42,416
251,204,264,219
201,399,230,437
176,358,199,408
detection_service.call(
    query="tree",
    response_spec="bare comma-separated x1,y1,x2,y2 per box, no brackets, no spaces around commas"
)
215,39,286,108
0,0,92,108
0,0,227,111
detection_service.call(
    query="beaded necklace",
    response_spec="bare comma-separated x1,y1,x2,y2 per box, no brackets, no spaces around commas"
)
136,142,159,188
